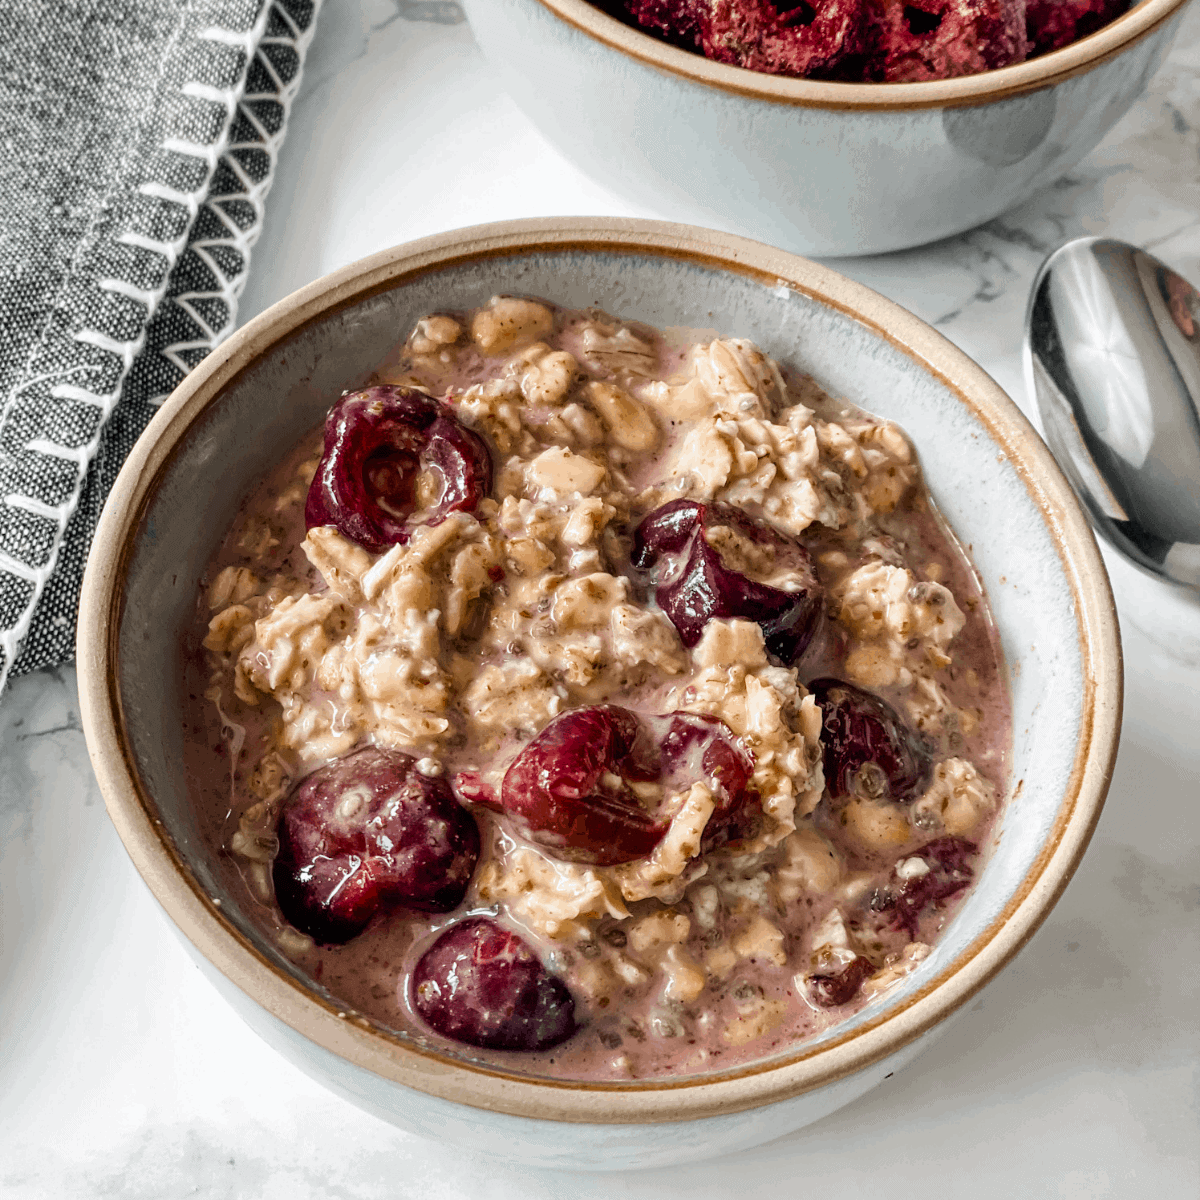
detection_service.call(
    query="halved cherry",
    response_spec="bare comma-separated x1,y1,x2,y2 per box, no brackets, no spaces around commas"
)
656,710,757,851
631,500,822,665
305,385,492,552
809,677,933,803
872,835,977,937
272,747,480,945
410,917,576,1051
493,705,755,866
807,954,876,1008
497,706,662,866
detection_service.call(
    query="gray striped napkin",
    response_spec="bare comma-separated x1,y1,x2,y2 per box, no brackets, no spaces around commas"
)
0,0,321,690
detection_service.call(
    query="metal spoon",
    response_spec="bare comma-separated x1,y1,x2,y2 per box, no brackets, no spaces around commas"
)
1024,236,1200,590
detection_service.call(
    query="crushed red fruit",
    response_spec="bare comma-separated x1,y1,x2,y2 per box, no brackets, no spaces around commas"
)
596,0,1128,80
1025,0,1126,55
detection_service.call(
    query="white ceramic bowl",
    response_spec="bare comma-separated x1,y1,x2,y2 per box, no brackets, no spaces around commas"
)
461,0,1188,256
78,218,1121,1170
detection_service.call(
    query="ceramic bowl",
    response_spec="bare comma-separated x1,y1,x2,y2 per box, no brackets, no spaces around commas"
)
461,0,1188,256
78,218,1121,1170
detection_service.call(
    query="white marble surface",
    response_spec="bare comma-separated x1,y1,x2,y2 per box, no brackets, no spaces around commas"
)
3,2,1199,1194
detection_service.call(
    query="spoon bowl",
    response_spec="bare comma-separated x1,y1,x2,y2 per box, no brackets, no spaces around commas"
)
1025,236,1200,590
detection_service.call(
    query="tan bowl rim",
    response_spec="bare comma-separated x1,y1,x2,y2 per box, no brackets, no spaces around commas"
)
528,0,1188,110
78,216,1121,1125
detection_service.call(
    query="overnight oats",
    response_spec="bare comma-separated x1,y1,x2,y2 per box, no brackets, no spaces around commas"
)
185,295,1011,1079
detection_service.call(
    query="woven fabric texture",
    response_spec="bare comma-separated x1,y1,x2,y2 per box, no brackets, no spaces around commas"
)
0,0,320,689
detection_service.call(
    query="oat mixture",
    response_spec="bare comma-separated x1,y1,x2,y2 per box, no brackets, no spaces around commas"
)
186,296,1010,1079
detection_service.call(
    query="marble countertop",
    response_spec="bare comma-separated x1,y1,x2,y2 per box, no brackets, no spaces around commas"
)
3,2,1198,1195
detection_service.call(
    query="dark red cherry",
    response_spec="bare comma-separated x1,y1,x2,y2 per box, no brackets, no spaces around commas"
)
495,705,756,866
273,747,480,945
808,954,876,1008
919,835,977,876
656,710,757,851
410,917,576,1051
875,835,977,937
808,678,933,803
305,385,492,553
497,706,664,866
631,500,822,665
451,770,496,809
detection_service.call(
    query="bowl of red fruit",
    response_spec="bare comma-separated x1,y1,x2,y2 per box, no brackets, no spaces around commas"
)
78,217,1121,1169
459,0,1187,255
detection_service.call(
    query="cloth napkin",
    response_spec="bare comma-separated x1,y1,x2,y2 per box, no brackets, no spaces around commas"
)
0,0,321,691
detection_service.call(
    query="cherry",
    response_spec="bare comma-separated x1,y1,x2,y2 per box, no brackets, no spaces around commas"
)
872,835,977,937
451,770,496,809
305,385,492,553
497,706,660,866
272,747,480,945
919,835,976,875
410,917,577,1051
657,710,757,851
494,705,756,866
808,678,933,803
631,500,822,665
808,954,876,1007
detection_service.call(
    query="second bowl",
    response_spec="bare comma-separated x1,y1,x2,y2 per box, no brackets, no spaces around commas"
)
462,0,1188,255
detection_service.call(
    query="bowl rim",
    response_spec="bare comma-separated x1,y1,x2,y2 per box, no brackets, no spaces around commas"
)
78,216,1122,1125
520,0,1187,111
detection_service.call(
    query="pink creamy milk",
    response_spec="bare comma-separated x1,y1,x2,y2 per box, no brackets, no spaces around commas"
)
184,298,1011,1081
